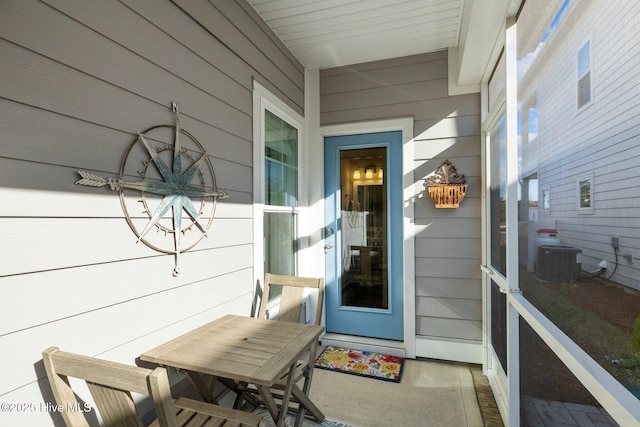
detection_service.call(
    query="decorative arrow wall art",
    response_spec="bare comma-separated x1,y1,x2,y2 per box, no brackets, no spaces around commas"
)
76,102,229,276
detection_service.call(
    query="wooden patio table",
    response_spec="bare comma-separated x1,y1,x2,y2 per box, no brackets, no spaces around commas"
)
140,314,325,427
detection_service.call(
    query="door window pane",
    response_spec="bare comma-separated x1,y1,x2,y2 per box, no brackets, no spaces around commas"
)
339,147,388,309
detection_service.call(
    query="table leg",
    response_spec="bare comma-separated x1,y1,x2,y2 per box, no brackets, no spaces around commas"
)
293,342,325,427
257,363,297,427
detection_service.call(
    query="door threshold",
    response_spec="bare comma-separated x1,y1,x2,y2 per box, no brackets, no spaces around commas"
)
320,333,406,357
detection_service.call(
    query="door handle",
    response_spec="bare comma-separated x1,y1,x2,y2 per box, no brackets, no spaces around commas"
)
325,226,335,250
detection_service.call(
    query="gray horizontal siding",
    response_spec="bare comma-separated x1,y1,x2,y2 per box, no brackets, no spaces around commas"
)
0,0,303,423
174,0,304,114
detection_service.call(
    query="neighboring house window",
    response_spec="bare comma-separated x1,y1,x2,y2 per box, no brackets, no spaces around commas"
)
577,40,591,108
528,105,538,143
521,96,538,176
253,82,303,297
541,185,550,212
576,174,594,214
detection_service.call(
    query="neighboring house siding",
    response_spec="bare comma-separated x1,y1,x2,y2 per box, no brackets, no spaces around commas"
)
320,52,482,347
0,0,302,425
522,0,640,290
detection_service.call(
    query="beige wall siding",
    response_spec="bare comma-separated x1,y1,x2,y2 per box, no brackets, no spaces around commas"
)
0,0,302,425
320,52,482,346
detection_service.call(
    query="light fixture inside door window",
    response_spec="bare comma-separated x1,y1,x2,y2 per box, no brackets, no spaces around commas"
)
365,168,373,179
353,168,361,179
378,168,383,179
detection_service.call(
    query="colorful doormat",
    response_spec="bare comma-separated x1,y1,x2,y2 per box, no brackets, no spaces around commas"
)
314,346,404,383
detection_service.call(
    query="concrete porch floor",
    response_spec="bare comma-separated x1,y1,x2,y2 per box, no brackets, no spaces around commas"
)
197,355,621,426
314,357,619,427
308,358,503,427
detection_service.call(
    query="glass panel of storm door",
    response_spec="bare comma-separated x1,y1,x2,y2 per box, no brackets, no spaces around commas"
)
263,109,298,302
263,212,296,300
340,147,388,309
490,115,507,276
491,280,508,373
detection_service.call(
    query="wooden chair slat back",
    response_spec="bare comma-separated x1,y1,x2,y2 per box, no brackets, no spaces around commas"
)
42,347,179,427
47,349,151,394
86,382,143,427
279,285,305,323
258,274,325,326
43,350,91,427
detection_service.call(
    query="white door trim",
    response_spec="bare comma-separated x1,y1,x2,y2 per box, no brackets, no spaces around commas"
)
320,117,416,358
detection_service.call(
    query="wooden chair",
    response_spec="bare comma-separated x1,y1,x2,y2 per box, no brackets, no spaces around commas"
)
42,346,264,427
236,274,325,425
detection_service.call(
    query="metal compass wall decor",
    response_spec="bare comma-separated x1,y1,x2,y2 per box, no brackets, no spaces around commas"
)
76,102,229,276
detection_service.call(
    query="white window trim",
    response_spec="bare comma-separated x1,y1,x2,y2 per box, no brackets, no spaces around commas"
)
540,184,551,213
576,173,594,214
577,39,592,110
252,80,305,290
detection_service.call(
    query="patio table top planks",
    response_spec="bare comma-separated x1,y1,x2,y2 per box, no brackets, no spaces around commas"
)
140,314,325,427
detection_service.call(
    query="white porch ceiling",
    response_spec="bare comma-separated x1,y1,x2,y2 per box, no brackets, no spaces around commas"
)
247,0,519,87
247,0,462,69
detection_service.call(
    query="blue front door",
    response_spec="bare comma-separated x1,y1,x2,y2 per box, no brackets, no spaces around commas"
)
324,131,403,340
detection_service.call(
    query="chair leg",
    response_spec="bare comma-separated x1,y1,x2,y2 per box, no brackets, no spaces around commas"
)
185,371,218,404
230,381,260,409
232,381,248,409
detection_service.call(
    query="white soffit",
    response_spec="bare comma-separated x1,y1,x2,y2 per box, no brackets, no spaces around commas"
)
247,0,465,69
454,0,519,85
